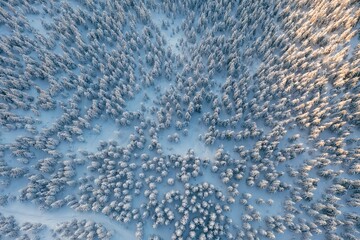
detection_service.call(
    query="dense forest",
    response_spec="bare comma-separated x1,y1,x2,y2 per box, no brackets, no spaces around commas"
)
0,0,359,239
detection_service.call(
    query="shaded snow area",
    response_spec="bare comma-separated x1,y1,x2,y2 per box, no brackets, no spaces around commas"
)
0,0,359,240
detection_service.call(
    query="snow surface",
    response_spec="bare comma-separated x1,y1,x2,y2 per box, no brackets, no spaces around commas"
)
0,202,134,239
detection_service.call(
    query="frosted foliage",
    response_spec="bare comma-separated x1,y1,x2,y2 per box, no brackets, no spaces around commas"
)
0,0,359,239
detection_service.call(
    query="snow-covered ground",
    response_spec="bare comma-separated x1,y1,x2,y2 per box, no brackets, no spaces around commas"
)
0,202,134,239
